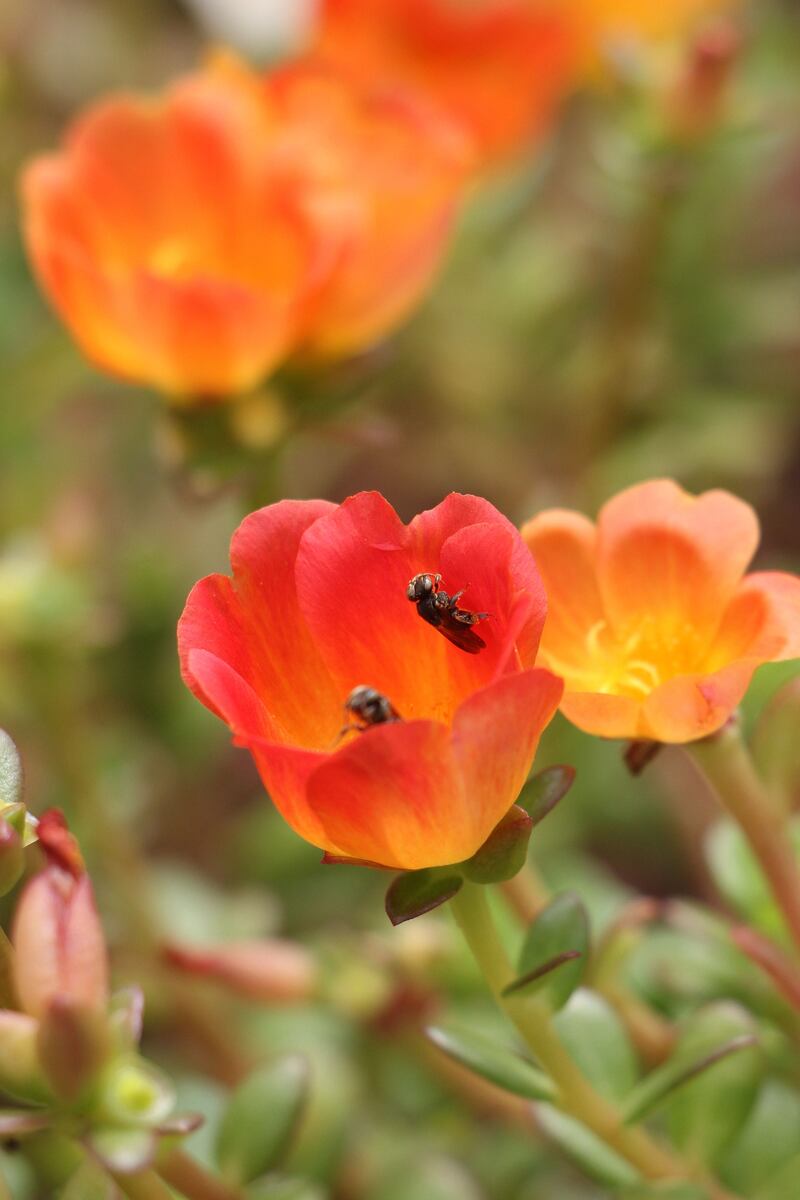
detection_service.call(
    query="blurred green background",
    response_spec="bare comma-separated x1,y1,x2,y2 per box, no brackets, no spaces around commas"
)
1,2,800,1197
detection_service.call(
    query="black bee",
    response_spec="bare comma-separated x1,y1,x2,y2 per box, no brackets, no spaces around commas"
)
338,685,401,741
406,573,488,655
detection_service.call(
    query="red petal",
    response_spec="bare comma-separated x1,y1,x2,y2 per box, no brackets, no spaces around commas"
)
452,668,563,842
295,492,545,726
305,720,462,869
178,500,340,747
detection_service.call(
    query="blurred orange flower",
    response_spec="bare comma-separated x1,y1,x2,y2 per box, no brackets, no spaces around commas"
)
312,0,578,166
523,480,800,744
248,57,472,357
21,54,469,400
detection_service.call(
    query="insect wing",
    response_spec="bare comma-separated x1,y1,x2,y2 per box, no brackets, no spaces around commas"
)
437,614,486,654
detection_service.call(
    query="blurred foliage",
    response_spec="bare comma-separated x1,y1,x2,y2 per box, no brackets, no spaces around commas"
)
0,1,799,1198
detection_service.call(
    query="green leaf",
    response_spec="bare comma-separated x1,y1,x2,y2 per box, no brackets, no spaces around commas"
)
0,732,22,809
426,1025,556,1101
502,951,582,998
462,805,533,884
517,892,589,1011
534,1104,641,1188
216,1057,308,1185
554,989,638,1103
754,1153,800,1200
621,1034,757,1127
722,1081,800,1194
385,869,463,926
666,1003,762,1166
517,765,575,827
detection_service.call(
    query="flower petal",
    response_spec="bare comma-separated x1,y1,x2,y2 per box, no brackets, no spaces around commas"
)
179,500,340,747
595,481,760,640
730,572,800,661
305,720,463,869
521,509,602,677
452,668,563,843
641,660,759,743
558,691,644,741
295,492,545,726
414,491,548,669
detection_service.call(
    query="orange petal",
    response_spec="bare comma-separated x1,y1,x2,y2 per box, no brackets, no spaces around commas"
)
452,668,563,843
521,509,602,677
641,660,758,743
305,719,462,869
734,572,800,661
596,480,759,639
559,690,644,740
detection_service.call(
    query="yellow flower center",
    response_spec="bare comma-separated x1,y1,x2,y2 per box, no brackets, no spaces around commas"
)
546,615,710,700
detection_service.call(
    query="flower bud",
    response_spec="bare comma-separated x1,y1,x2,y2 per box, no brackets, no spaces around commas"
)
163,939,317,1004
97,1056,175,1129
0,730,23,808
37,996,111,1103
666,19,741,143
12,862,108,1022
0,1010,51,1103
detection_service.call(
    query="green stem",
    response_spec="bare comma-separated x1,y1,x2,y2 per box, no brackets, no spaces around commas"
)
159,1148,243,1200
450,883,731,1192
109,1170,176,1199
689,724,800,957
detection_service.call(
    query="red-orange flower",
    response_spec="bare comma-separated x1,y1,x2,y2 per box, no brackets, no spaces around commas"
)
21,54,468,399
179,493,562,870
523,480,800,744
312,0,578,166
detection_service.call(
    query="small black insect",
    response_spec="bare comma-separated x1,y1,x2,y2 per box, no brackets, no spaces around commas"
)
406,572,488,655
338,685,401,741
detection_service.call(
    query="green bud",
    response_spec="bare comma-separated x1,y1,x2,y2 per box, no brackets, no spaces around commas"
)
97,1056,175,1128
0,1011,51,1103
0,731,22,809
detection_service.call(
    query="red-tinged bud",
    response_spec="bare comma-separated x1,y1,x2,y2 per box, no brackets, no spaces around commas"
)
36,808,84,877
163,940,317,1004
667,19,742,142
0,1011,51,1103
37,996,111,1102
12,867,109,1021
0,820,23,897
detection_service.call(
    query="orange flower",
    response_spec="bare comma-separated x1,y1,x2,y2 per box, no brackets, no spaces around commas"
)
249,57,472,356
312,0,578,166
523,480,800,744
179,492,562,870
21,54,468,399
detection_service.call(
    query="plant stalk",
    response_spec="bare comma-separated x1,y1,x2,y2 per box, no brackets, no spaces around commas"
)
159,1149,244,1200
450,882,737,1195
689,724,800,957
